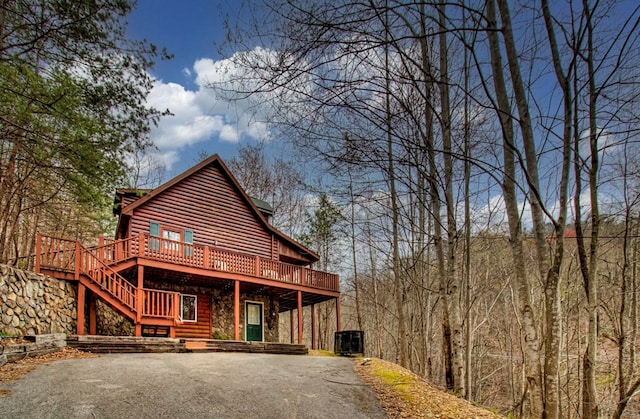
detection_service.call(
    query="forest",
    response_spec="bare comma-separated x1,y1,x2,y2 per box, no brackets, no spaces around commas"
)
1,1,640,418
214,1,640,418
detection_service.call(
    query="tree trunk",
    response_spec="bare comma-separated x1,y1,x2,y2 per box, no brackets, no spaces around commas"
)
438,0,464,395
486,1,543,415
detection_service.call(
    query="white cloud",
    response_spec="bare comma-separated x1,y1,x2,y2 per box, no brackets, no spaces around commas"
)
219,124,239,142
145,51,278,170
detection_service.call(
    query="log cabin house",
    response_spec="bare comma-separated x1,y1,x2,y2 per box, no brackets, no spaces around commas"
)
35,154,341,346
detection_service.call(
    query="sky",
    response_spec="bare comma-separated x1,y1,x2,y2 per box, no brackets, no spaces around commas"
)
126,0,258,178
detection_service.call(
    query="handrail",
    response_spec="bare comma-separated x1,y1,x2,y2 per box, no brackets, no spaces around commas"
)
36,235,77,272
79,246,137,312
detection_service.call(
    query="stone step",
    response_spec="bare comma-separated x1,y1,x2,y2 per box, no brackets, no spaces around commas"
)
66,335,308,355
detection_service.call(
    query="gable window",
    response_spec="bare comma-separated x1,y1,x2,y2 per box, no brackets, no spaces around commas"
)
180,294,197,322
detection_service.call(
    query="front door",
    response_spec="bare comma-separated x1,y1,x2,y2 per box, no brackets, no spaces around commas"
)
246,302,263,342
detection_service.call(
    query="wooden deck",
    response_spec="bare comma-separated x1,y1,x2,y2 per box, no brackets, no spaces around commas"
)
35,233,341,343
37,233,339,293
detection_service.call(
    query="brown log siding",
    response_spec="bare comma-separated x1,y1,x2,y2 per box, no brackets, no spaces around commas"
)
128,162,273,259
175,293,211,339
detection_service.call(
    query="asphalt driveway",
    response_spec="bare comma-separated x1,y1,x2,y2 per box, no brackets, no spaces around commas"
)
0,352,386,418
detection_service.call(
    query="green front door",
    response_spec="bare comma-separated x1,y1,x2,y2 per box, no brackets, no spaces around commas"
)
246,302,263,342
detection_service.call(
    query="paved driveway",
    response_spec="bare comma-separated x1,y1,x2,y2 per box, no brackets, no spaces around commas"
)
1,352,386,418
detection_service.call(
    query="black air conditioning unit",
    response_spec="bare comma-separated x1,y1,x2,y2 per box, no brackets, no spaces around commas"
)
334,330,364,356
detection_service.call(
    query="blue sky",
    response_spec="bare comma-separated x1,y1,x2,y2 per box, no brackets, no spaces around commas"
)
127,0,257,177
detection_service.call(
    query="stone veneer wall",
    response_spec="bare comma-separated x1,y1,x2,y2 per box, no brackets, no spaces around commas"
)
145,279,280,342
95,300,135,336
0,264,77,336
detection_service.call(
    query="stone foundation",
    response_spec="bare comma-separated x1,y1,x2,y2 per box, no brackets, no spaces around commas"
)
0,265,76,336
145,280,280,342
96,300,135,336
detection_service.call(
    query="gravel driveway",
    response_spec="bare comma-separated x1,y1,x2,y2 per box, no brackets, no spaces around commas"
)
1,352,386,418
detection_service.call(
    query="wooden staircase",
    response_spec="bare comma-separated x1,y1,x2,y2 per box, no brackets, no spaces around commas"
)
35,234,180,336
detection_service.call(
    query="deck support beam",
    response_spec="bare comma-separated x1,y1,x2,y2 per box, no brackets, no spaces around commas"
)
234,280,240,340
135,266,144,337
311,303,316,350
336,297,341,332
88,292,97,335
289,310,294,344
297,291,303,344
77,283,85,335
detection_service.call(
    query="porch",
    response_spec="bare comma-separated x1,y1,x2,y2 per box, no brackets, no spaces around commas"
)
35,233,341,345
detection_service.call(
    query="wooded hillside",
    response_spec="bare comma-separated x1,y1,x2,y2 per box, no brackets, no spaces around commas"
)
216,1,640,417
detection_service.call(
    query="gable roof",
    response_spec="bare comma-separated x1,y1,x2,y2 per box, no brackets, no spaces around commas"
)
119,154,318,262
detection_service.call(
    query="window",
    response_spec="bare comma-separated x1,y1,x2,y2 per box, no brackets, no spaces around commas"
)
180,294,197,322
149,222,160,250
184,229,193,257
163,229,180,252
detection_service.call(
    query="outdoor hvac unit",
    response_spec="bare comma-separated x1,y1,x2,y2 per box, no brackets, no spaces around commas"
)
334,330,364,356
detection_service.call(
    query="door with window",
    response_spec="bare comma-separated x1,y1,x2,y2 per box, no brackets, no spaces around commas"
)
245,302,263,342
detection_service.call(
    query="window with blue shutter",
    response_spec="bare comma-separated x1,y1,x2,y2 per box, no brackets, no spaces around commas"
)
149,222,160,251
184,229,193,257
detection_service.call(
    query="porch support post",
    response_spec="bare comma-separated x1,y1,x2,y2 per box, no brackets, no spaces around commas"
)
234,280,240,340
336,297,341,332
88,292,97,335
34,233,41,273
77,283,85,335
311,304,316,350
135,266,144,337
289,310,294,344
297,291,303,344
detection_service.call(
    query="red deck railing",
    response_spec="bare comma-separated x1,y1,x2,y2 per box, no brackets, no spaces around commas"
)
36,233,340,293
35,234,179,322
143,289,179,318
75,233,339,292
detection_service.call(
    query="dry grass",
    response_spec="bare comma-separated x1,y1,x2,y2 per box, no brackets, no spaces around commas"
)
355,357,503,418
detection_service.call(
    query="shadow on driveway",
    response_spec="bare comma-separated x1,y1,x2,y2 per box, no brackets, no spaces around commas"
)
1,352,386,418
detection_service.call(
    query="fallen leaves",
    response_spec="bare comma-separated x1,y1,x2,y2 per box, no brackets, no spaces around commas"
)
0,347,97,394
355,357,503,419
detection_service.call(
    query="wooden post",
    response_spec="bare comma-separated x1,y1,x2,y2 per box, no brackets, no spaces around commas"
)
74,242,81,280
34,233,42,273
289,310,294,344
135,266,144,337
297,291,303,344
77,283,85,335
139,232,145,255
97,235,105,262
234,280,240,340
88,292,97,335
203,246,210,269
335,297,341,332
255,256,261,277
311,304,316,350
